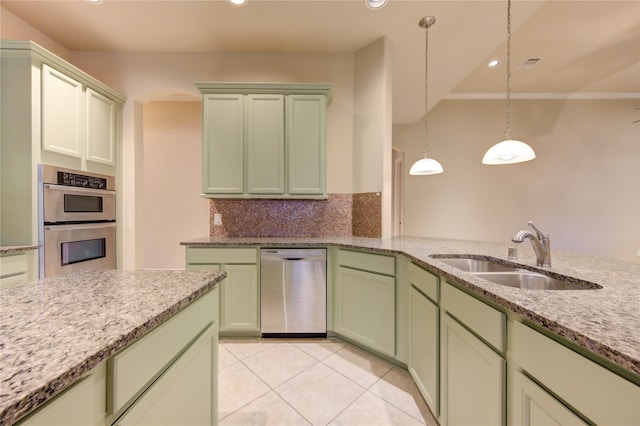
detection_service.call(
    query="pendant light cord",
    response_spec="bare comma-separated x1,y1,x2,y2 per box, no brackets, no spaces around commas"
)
423,19,430,157
505,0,512,140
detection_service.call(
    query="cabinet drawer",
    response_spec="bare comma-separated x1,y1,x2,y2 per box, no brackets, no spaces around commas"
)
108,288,219,414
338,249,395,276
511,321,640,425
186,247,257,264
441,282,505,353
1,253,28,277
408,262,439,302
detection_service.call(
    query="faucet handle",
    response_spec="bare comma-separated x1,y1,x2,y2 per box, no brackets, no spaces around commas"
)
528,221,548,240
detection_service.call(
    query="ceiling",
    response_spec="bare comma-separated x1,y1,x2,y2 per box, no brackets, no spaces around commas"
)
2,0,639,125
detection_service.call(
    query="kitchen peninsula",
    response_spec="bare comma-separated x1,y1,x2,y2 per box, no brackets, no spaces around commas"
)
0,269,225,426
183,235,640,425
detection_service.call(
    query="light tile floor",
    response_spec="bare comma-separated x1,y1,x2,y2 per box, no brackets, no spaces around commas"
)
218,338,439,426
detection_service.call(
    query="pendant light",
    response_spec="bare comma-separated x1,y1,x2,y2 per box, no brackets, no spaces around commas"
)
482,0,536,165
409,16,444,176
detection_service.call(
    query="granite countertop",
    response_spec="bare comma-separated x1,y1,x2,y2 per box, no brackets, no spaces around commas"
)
182,236,640,379
0,269,225,426
0,245,39,255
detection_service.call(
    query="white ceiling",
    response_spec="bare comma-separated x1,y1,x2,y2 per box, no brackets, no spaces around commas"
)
2,0,639,125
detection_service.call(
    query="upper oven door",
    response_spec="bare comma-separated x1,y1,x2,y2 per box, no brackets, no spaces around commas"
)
43,184,116,224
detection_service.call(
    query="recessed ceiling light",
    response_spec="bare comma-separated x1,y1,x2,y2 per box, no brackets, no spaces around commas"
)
366,0,387,9
86,0,102,4
228,0,247,5
488,59,501,68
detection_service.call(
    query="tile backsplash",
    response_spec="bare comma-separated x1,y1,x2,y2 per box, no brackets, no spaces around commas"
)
209,192,381,238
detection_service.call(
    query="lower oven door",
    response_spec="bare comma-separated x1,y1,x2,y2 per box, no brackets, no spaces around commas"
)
42,222,116,278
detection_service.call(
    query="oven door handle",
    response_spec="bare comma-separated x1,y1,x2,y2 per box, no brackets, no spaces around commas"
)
44,222,116,231
44,184,115,195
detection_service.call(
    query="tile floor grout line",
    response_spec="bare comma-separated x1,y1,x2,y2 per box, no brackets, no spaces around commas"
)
324,385,370,426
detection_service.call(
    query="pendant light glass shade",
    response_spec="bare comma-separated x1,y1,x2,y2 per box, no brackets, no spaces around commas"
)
483,0,535,165
366,0,387,9
482,139,535,164
409,16,444,176
409,157,444,175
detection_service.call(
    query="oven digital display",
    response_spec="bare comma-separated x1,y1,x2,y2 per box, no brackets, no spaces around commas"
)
63,194,103,213
61,238,106,266
57,171,107,189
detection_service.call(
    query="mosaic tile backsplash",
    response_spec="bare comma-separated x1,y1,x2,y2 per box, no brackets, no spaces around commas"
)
209,193,381,238
352,192,382,238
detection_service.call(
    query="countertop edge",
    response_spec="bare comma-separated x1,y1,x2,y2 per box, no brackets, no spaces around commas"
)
182,237,640,380
0,245,39,255
0,272,225,426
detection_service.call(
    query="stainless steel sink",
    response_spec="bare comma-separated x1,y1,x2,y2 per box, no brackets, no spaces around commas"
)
435,257,519,273
473,272,595,290
431,255,601,290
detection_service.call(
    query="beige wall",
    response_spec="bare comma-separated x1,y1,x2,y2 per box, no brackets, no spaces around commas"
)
142,102,209,269
353,38,394,238
396,98,640,262
0,7,70,60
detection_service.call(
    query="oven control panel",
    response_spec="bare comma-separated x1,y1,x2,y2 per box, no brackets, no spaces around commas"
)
57,171,107,189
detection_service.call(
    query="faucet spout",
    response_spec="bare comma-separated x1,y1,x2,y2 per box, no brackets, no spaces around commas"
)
511,222,551,267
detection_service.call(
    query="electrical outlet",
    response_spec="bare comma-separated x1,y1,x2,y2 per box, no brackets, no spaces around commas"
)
214,213,222,226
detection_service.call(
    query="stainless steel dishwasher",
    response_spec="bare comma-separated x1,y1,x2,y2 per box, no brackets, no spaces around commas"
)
260,248,327,337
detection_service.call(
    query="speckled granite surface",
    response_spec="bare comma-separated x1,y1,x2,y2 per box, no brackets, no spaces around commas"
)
181,235,640,378
0,245,39,255
0,269,225,426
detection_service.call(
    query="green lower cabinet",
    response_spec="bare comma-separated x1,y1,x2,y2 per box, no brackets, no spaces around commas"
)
18,287,219,426
115,322,218,426
440,314,505,426
509,370,586,426
335,266,395,357
408,286,439,417
185,247,260,336
219,264,259,332
510,321,640,425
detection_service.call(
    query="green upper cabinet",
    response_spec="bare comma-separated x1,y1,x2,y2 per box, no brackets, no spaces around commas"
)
287,94,326,195
196,82,332,199
202,94,245,194
247,94,285,194
41,63,84,159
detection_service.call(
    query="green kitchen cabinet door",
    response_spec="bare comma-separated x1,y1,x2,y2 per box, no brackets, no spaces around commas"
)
220,264,259,332
41,63,83,159
286,94,326,195
335,266,395,357
509,370,586,426
202,94,245,194
440,313,505,426
116,322,218,426
408,285,439,418
85,88,116,167
246,94,285,194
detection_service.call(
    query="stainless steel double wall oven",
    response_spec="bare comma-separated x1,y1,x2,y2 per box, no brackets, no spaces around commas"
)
38,164,116,278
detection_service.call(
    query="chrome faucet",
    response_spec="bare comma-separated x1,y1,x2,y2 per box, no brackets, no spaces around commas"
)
511,221,551,267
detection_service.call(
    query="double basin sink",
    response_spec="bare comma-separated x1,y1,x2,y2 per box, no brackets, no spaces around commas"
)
431,255,601,291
